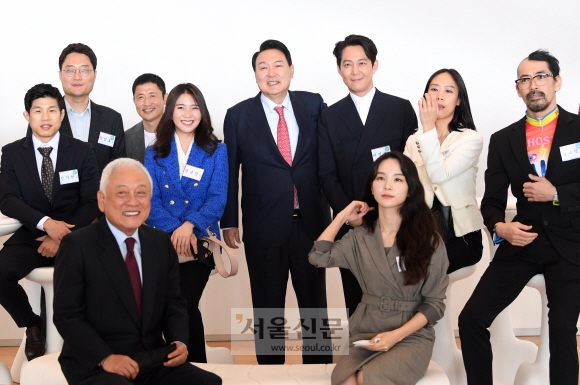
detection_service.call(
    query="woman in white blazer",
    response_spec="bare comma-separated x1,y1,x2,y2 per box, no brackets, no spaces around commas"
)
404,69,484,273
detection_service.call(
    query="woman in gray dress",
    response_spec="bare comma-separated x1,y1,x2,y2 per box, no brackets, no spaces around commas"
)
309,151,449,385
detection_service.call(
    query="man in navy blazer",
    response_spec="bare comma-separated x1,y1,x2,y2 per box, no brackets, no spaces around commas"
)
0,84,100,361
56,43,126,173
221,40,331,364
459,50,580,385
318,35,417,317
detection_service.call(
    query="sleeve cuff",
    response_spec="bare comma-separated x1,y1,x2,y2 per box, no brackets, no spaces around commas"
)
313,240,332,253
37,216,49,231
415,303,441,325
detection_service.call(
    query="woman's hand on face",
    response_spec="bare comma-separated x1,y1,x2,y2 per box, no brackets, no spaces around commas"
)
171,222,195,257
363,331,401,352
418,93,439,133
341,201,372,227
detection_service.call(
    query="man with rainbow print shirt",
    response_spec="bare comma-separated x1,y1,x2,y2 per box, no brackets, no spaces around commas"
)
459,49,580,385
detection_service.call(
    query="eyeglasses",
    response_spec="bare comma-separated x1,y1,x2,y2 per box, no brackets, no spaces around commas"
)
515,73,553,89
61,68,94,78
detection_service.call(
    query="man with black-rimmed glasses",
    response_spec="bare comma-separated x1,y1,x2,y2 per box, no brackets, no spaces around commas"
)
459,49,580,385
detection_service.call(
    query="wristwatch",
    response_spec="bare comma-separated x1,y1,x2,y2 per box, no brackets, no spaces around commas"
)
553,190,559,206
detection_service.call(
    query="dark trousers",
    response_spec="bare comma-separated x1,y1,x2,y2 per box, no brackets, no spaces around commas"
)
77,362,221,385
458,231,580,385
446,229,483,274
179,260,213,363
0,241,53,327
244,218,331,365
336,225,362,319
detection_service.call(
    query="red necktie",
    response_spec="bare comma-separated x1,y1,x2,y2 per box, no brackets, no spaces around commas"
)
274,106,298,208
125,238,142,317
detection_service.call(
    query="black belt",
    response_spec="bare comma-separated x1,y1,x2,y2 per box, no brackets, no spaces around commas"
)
292,209,301,221
361,293,420,312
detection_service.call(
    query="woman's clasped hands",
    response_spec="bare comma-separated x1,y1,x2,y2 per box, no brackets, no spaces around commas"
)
171,221,198,257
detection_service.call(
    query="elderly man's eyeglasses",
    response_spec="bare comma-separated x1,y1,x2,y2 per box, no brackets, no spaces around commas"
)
515,73,553,89
61,68,94,78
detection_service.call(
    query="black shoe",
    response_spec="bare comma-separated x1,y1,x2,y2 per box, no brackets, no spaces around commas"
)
25,318,46,361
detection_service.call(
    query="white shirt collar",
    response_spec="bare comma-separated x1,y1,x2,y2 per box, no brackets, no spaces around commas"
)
349,86,376,106
174,133,194,178
105,217,140,249
260,92,294,114
349,87,375,125
31,131,60,150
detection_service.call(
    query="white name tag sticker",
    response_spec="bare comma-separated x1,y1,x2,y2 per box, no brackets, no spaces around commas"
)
371,145,391,162
183,165,204,181
59,169,79,184
98,132,116,147
560,142,580,162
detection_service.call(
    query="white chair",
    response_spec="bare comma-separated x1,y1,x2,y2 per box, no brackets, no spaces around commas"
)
432,264,478,385
0,364,10,385
0,212,23,235
21,354,450,385
206,343,235,364
13,267,63,382
513,274,549,385
0,213,21,383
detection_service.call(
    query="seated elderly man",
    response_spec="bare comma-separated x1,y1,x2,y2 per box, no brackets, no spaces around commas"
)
54,158,221,385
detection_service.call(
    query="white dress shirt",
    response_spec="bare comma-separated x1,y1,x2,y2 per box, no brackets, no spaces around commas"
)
174,133,194,179
32,132,60,230
261,93,299,159
106,217,143,283
144,130,157,149
349,87,376,125
65,99,91,142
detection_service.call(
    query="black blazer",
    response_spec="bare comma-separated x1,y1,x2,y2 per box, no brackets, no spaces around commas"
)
221,91,331,248
0,133,100,245
27,101,127,173
54,220,188,384
481,106,580,264
318,89,417,214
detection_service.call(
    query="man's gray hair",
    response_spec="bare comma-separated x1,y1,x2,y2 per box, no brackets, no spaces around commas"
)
99,158,153,196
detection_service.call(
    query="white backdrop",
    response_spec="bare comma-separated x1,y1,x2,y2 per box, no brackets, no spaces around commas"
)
0,0,579,341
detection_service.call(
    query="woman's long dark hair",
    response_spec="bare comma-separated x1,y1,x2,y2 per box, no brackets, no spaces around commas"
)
424,68,476,132
152,83,218,159
361,152,439,285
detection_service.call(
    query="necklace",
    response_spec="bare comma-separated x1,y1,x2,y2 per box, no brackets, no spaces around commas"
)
381,228,399,235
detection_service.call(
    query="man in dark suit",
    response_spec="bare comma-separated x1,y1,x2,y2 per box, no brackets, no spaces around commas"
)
221,40,331,365
125,74,167,163
54,158,221,385
0,84,100,361
459,50,580,385
318,35,417,316
56,43,126,173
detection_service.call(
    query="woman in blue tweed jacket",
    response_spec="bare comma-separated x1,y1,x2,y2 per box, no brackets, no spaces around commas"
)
145,83,228,363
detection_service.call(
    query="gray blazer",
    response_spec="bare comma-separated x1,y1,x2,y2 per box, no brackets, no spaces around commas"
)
125,122,146,163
